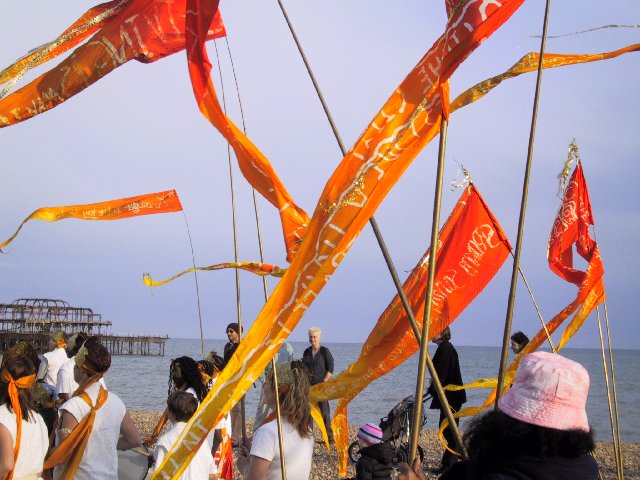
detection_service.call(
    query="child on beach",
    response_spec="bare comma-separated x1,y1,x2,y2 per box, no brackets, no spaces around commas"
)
154,391,217,479
352,423,393,480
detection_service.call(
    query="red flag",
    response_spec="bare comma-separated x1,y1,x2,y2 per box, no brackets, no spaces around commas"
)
0,0,225,127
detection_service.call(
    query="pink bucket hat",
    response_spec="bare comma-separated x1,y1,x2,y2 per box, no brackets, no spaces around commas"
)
498,351,590,431
357,423,383,446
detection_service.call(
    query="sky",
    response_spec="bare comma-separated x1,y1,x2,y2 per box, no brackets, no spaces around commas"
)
1,1,639,350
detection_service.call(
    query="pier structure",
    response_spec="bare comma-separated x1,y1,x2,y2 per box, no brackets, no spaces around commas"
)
0,298,167,356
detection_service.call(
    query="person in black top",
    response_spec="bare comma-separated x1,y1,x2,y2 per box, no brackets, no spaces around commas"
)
223,322,243,445
427,327,466,473
302,326,334,443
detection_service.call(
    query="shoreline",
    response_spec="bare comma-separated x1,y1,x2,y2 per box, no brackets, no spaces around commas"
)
130,409,639,479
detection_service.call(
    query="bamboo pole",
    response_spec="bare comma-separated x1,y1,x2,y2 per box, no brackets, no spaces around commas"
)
407,117,467,463
603,300,624,479
495,0,552,406
516,265,556,352
274,0,422,345
222,36,288,479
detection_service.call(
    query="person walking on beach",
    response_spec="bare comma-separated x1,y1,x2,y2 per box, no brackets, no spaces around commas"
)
510,330,529,354
302,326,335,444
223,323,243,446
427,327,466,474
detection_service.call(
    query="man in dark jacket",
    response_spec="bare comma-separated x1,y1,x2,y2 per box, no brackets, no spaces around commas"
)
427,327,466,473
302,326,335,443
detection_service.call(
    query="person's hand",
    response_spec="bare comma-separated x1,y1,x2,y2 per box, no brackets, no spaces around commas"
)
237,437,252,457
398,458,427,480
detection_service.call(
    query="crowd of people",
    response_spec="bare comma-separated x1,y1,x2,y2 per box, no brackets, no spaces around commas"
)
0,323,598,480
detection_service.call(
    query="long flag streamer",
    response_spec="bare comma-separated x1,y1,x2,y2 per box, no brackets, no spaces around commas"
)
143,262,286,286
0,0,225,127
186,0,309,262
310,185,512,475
446,163,605,445
152,1,525,477
451,43,640,113
1,190,182,251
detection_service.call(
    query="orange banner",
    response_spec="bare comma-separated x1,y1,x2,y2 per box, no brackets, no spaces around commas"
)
0,0,225,127
1,190,182,250
310,185,512,475
451,43,640,113
186,0,309,262
453,163,605,435
152,1,524,477
143,262,286,287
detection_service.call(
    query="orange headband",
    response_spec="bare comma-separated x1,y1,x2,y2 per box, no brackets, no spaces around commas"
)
0,368,36,480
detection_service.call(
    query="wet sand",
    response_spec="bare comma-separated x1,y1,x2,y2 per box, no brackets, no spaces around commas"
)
130,409,639,479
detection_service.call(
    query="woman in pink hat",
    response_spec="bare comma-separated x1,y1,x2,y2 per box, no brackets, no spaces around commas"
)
400,351,598,480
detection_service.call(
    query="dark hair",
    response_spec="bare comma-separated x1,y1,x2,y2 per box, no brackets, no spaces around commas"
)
83,337,111,373
67,332,88,358
167,391,198,423
169,356,208,402
0,355,37,420
440,326,452,342
197,360,214,377
511,331,529,346
462,410,594,473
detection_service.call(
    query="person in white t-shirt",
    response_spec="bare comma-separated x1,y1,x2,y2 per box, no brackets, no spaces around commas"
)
56,333,106,401
0,344,49,480
237,360,314,480
154,391,216,479
42,330,69,393
49,337,141,480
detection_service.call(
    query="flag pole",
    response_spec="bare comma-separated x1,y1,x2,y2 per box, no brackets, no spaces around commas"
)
222,37,288,479
495,0,552,406
407,116,467,463
516,264,555,352
275,0,422,343
212,40,247,443
603,301,624,480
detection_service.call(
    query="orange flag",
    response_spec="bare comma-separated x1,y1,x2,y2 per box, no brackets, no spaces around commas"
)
143,261,286,287
0,0,225,127
152,1,524,476
451,43,640,113
454,163,605,427
310,185,512,475
1,190,182,250
186,0,309,262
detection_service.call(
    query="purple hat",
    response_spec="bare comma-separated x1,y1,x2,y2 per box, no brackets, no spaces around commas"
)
498,351,590,432
357,423,383,446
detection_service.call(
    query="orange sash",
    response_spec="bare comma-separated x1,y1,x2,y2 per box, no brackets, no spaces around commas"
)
43,386,108,479
0,369,36,480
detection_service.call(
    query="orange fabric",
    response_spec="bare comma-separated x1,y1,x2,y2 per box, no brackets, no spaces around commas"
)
213,417,233,480
143,261,286,287
151,1,524,477
1,190,182,250
0,370,36,480
0,0,225,127
55,339,67,349
451,43,640,113
43,385,109,479
309,185,512,475
186,0,308,262
453,164,605,432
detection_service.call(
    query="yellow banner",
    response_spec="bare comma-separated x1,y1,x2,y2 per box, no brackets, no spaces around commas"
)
143,262,286,286
1,190,182,251
451,43,640,113
152,0,525,476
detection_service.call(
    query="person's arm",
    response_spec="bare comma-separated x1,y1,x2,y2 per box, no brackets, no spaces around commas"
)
398,458,426,480
211,429,223,454
323,347,334,382
0,424,14,478
245,455,272,480
118,411,142,450
355,456,374,480
153,444,167,472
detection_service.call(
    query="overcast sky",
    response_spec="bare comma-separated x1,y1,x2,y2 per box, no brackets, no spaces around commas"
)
1,1,639,350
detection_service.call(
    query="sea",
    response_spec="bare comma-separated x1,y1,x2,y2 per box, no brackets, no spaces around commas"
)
104,339,639,443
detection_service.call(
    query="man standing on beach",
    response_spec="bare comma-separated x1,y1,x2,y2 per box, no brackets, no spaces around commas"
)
42,330,68,395
427,327,466,474
222,322,243,446
303,326,335,444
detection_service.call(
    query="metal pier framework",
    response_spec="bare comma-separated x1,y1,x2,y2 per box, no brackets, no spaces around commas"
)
0,298,167,356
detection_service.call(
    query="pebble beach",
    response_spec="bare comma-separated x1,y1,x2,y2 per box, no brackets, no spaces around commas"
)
130,409,639,479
